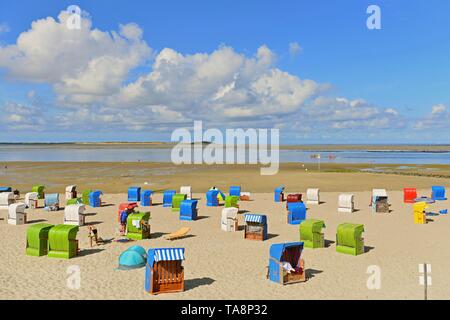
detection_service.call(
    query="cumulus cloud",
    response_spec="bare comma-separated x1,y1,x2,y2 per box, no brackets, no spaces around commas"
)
110,45,321,121
0,10,406,137
0,102,46,130
302,97,404,130
0,11,151,105
414,104,449,130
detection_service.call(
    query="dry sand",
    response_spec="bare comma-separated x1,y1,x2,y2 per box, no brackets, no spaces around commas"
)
0,189,449,300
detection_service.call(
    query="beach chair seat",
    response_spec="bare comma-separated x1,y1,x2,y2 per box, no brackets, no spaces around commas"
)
164,227,191,240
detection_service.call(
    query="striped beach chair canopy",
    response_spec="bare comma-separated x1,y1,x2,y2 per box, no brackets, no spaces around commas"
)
147,248,185,266
244,214,267,224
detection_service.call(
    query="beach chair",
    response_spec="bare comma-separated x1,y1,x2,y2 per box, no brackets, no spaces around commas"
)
299,219,325,249
372,196,389,213
431,186,447,201
403,188,417,203
287,202,306,225
274,186,285,202
172,194,187,212
206,190,219,207
25,192,39,208
268,242,306,285
126,212,151,240
180,200,198,221
82,190,92,205
306,188,320,205
32,185,45,199
141,190,153,206
371,189,387,206
165,227,191,240
47,224,79,259
163,190,176,207
336,223,365,256
26,223,54,257
221,208,239,231
145,248,185,295
244,214,268,241
229,186,241,197
8,203,27,225
338,194,354,213
0,192,15,209
128,187,141,202
89,190,103,207
65,185,77,200
180,186,192,200
413,202,427,224
44,193,60,211
64,204,86,226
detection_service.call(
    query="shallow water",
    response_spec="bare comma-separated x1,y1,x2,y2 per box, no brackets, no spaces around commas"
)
0,145,450,164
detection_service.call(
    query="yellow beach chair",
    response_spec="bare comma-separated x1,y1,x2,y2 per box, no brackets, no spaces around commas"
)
165,227,191,241
414,202,428,224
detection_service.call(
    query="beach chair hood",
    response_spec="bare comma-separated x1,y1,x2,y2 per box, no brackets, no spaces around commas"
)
147,248,185,267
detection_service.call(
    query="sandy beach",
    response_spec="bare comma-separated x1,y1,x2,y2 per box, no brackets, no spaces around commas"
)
1,188,449,300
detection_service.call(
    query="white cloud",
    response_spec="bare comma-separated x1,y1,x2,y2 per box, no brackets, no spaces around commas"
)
289,42,302,56
0,102,46,130
302,97,404,130
0,11,151,105
110,45,321,120
414,104,449,130
0,10,407,136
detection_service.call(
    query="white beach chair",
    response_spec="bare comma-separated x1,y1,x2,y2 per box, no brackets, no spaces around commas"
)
8,203,27,225
338,194,354,213
64,204,86,226
0,192,15,210
371,189,388,205
221,207,239,232
306,188,320,205
25,192,39,208
180,186,192,200
65,185,77,200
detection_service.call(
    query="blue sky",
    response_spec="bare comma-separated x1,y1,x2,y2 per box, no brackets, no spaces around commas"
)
0,0,449,143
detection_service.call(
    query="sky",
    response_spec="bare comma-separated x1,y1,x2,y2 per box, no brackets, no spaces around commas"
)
0,0,449,143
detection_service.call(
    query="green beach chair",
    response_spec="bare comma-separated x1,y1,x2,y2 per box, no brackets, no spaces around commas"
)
48,225,79,259
32,185,45,199
26,223,54,257
171,194,187,212
299,219,325,249
126,212,151,240
82,190,92,205
225,195,239,208
336,223,365,256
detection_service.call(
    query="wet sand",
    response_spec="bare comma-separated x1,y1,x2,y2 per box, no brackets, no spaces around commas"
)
1,162,450,194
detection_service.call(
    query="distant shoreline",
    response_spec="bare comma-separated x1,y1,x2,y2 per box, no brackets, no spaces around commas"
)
1,142,450,152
